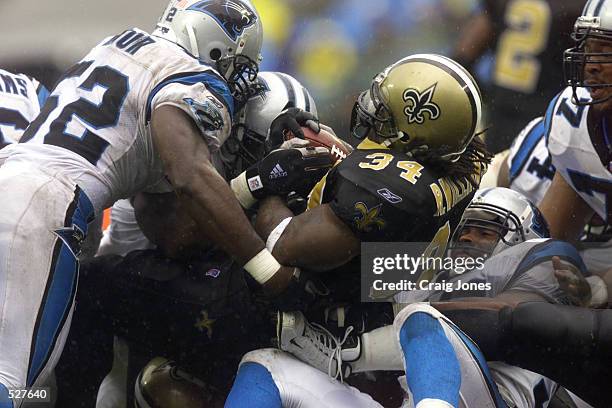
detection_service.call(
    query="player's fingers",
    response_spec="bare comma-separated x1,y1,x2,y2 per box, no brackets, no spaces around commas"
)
297,146,332,158
555,269,574,278
280,138,310,149
554,269,575,284
551,256,564,271
295,110,318,124
305,119,321,133
288,122,305,139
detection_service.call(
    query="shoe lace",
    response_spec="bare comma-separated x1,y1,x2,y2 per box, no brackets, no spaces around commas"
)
309,322,354,382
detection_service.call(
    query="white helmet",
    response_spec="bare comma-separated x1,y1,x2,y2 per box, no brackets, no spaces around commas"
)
220,71,318,178
153,0,263,102
564,0,612,104
448,187,550,259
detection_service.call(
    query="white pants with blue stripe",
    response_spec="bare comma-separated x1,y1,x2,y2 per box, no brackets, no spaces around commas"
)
0,160,93,407
239,303,556,408
393,303,556,408
238,348,383,408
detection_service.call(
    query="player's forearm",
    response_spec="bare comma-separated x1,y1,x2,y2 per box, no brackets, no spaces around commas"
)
270,204,360,271
254,196,293,241
431,291,545,312
181,161,266,265
539,172,593,243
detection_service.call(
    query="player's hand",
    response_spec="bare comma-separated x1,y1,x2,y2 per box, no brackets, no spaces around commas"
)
267,108,319,151
280,137,311,149
553,256,591,306
231,147,333,208
252,147,332,197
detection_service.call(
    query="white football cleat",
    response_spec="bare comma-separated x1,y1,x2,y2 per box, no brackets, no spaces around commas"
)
275,310,357,381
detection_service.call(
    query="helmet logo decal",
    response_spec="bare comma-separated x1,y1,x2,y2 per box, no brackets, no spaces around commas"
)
402,83,440,124
187,0,257,42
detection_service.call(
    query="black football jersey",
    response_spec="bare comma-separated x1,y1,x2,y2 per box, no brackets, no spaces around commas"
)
307,140,485,244
482,0,586,152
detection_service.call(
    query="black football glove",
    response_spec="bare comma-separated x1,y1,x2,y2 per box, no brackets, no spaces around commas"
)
266,108,320,152
231,146,332,208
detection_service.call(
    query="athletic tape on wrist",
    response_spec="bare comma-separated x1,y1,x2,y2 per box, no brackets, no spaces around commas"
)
266,217,293,252
586,275,608,307
231,171,258,209
244,248,281,284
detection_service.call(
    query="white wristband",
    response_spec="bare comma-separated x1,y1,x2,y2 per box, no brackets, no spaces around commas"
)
231,171,258,209
586,275,608,308
244,248,281,284
266,217,293,252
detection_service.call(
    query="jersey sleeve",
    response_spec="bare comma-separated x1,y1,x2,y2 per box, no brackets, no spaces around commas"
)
324,162,432,242
148,70,234,152
507,116,544,184
35,82,50,109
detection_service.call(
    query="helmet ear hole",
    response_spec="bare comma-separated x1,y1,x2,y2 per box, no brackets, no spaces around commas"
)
209,48,222,61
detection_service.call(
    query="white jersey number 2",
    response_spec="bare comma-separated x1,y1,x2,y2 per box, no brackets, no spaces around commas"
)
21,61,129,165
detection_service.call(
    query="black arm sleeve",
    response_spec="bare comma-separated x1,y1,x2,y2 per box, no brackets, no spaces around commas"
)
442,302,612,408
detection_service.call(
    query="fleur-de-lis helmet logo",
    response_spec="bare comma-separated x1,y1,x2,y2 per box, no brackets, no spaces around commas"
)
402,83,441,124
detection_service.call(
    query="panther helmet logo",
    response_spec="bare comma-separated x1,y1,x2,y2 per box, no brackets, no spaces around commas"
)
402,83,441,124
187,0,257,42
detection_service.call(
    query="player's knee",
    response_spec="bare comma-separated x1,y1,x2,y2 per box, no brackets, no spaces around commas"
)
393,305,461,407
226,351,282,408
0,381,14,408
393,303,443,339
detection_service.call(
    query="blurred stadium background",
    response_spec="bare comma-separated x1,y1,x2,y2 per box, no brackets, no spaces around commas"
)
0,0,480,138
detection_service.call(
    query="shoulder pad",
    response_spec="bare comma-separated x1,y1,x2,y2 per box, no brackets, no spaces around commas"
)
332,149,437,212
511,239,588,279
321,150,437,242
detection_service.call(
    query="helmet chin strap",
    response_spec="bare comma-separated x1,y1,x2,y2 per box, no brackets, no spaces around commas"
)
186,25,200,59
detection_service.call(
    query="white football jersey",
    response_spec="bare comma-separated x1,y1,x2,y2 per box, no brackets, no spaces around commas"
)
0,69,46,146
0,28,234,214
546,86,612,223
507,116,555,205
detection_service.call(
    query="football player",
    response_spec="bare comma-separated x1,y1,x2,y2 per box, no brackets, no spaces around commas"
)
227,188,588,408
538,0,612,256
56,71,320,407
501,114,611,276
95,71,318,259
0,1,303,406
0,68,48,148
229,53,491,294
500,116,551,204
452,0,586,153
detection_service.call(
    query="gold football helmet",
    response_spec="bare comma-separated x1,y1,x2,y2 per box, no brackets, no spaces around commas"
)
351,54,484,161
135,357,217,407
